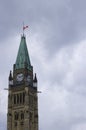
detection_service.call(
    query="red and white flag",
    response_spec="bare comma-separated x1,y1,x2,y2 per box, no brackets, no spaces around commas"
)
23,25,28,30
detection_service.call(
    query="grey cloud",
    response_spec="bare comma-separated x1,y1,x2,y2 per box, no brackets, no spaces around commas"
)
1,0,86,130
0,0,86,54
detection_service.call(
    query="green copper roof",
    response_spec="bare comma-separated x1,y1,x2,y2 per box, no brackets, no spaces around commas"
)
15,35,31,70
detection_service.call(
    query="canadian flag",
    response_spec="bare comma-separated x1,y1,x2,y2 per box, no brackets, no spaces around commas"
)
23,25,28,30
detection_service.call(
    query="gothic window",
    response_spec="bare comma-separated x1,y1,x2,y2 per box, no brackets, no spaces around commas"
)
17,94,19,104
29,95,33,107
29,112,32,121
14,95,16,104
23,92,25,103
21,112,24,120
16,113,19,120
20,93,22,104
14,112,19,120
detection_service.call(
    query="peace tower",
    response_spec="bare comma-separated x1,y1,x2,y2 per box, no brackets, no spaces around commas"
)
7,34,38,130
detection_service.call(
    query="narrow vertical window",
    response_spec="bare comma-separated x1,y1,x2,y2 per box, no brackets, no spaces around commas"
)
14,112,19,120
21,112,24,120
14,95,16,104
17,94,19,104
23,92,25,104
20,93,22,104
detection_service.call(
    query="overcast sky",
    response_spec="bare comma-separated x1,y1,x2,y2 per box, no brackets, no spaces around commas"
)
1,0,86,130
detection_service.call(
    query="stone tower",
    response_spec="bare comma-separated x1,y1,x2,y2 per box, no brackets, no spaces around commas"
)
7,35,38,130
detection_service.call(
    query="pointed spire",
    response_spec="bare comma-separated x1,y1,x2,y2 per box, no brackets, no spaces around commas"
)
33,73,37,87
15,35,32,70
33,73,37,83
9,71,13,81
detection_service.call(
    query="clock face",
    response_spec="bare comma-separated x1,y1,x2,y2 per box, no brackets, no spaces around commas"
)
16,73,24,81
27,75,31,82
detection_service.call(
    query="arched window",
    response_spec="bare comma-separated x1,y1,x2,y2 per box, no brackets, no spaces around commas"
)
14,95,16,104
29,112,32,121
16,113,19,120
21,112,24,120
20,93,22,104
14,112,19,120
23,92,25,103
17,94,19,104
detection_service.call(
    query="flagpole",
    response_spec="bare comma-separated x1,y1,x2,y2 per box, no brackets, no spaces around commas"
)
22,23,28,36
23,22,24,36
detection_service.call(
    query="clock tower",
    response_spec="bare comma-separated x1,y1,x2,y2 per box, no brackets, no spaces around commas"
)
7,35,38,130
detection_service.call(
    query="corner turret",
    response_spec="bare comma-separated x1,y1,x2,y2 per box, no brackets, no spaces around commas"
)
33,73,37,87
9,71,13,86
